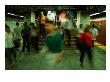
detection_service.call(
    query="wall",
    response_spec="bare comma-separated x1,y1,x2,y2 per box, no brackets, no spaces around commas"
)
80,13,90,27
5,18,24,32
90,17,106,45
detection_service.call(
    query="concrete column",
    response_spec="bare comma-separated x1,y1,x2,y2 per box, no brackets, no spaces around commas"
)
24,11,31,26
80,12,90,27
31,11,35,24
24,11,35,26
76,11,81,28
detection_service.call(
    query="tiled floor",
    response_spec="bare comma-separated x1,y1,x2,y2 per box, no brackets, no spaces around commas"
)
6,47,106,70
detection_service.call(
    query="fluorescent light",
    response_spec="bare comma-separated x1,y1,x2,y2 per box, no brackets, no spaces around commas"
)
7,13,11,14
90,15,93,16
95,13,100,15
90,12,100,16
11,13,15,15
19,16,24,17
102,10,106,12
14,15,19,16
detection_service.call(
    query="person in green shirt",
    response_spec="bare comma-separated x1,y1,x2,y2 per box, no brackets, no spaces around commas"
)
41,20,64,64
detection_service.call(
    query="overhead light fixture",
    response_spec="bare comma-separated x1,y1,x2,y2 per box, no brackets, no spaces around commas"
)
90,14,93,16
11,13,15,15
7,13,11,14
95,13,100,15
102,10,106,12
14,15,19,16
90,12,100,16
19,16,24,17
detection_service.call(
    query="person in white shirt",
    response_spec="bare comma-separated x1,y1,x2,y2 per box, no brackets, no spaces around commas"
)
64,17,73,47
5,24,16,67
92,24,98,46
14,22,22,49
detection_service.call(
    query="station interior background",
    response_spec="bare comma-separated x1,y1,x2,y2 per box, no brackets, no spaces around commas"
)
5,5,106,70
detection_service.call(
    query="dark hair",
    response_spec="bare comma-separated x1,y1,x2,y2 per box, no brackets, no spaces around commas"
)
5,24,10,29
92,24,96,28
30,22,34,25
24,22,27,27
80,24,83,28
84,25,91,32
16,22,19,26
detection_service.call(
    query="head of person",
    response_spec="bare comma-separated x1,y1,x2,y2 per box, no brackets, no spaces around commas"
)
16,22,19,26
24,22,27,27
5,24,10,33
92,24,96,29
84,25,92,33
80,24,83,29
45,20,56,33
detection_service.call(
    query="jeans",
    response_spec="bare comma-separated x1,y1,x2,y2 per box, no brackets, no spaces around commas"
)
80,44,93,64
22,37,30,52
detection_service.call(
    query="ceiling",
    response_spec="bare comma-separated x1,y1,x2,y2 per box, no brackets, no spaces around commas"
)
5,5,106,19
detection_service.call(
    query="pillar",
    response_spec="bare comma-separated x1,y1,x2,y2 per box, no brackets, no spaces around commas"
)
24,11,36,26
76,11,81,28
80,12,90,27
31,11,35,24
76,11,90,28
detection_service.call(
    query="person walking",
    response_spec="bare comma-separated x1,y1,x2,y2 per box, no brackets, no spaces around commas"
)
30,23,39,52
40,20,64,69
21,22,31,52
79,25,93,68
14,22,22,50
91,24,98,47
64,16,73,47
5,24,16,67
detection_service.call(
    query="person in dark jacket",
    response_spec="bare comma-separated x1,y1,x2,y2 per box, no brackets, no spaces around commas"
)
30,23,39,52
21,22,31,52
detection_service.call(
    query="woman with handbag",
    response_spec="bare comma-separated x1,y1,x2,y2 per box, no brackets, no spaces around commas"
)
5,24,16,68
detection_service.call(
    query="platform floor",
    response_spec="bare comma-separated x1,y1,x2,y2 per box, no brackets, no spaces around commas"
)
5,46,106,70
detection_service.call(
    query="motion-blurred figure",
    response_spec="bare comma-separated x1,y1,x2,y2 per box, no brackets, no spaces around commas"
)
40,20,64,66
30,23,39,52
14,22,22,50
92,24,98,47
79,25,93,68
5,24,16,67
64,16,73,47
76,24,84,53
21,22,31,52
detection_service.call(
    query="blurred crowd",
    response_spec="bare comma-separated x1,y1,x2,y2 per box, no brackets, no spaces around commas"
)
5,12,100,69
